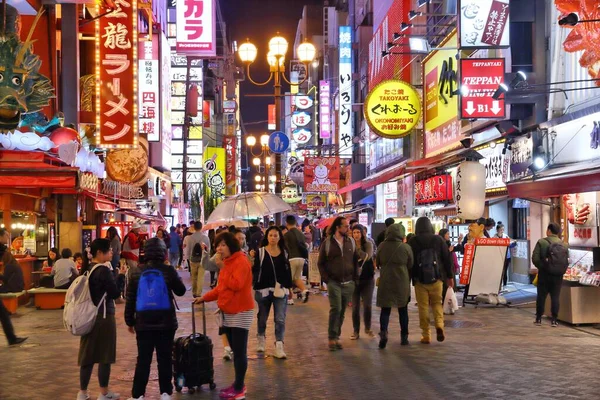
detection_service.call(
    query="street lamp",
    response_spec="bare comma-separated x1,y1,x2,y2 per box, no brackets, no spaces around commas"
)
260,134,269,147
246,135,256,147
238,34,316,221
252,157,261,166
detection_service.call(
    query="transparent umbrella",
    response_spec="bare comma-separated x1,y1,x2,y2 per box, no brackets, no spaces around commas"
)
202,219,249,231
206,192,292,223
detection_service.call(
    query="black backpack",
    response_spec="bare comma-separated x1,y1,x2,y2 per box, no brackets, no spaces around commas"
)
543,238,569,276
417,247,440,284
192,242,203,259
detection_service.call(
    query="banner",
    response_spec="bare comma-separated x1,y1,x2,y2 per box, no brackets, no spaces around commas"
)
96,0,138,148
460,58,505,119
176,0,216,56
268,104,276,130
224,136,237,195
423,31,460,157
478,144,510,191
319,80,331,139
139,37,160,142
304,157,340,192
459,243,475,285
458,0,510,48
563,192,599,247
338,26,353,157
204,147,226,201
414,175,453,204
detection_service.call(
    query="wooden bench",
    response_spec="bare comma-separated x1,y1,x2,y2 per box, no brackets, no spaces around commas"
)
27,288,68,310
0,291,27,314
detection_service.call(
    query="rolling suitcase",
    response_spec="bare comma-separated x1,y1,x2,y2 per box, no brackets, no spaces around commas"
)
173,302,216,393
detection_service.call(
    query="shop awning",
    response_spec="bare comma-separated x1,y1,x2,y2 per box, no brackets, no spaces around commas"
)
356,194,375,206
507,161,600,198
81,191,118,212
116,209,166,225
362,162,406,189
338,180,363,194
0,151,78,188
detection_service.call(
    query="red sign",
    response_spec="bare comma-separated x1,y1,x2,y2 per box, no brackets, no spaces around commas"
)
175,0,216,56
459,243,475,285
268,104,276,130
203,100,211,127
460,58,505,119
385,199,398,216
304,157,340,192
224,136,236,195
368,0,411,90
474,237,511,246
414,175,453,204
96,0,138,148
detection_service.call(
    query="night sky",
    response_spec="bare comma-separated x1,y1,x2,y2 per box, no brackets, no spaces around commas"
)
221,0,323,134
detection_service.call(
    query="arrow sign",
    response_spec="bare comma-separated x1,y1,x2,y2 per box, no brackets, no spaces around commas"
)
490,101,502,115
465,101,476,115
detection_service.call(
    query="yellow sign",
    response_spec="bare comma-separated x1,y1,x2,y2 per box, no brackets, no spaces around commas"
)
204,147,226,202
423,30,460,157
364,79,421,139
305,194,327,209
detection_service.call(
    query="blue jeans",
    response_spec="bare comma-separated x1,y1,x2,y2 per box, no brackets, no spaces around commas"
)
168,252,179,267
255,290,287,342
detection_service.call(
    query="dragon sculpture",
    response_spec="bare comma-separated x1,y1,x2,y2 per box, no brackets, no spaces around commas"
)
0,5,54,132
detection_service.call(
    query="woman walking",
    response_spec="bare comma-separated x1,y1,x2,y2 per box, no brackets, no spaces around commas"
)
253,226,292,359
195,232,253,400
376,223,413,348
77,238,121,400
125,238,186,400
350,224,375,340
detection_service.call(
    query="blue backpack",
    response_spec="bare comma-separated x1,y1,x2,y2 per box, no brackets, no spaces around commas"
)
136,269,171,312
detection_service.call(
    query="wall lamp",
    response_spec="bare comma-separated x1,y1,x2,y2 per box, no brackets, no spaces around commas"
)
558,13,600,26
392,32,447,41
408,10,455,21
401,22,453,32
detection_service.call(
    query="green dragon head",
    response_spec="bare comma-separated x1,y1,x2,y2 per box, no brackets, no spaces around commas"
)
0,7,54,132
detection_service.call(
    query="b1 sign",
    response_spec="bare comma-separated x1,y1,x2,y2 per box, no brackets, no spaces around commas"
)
176,0,216,56
460,58,505,119
458,0,510,48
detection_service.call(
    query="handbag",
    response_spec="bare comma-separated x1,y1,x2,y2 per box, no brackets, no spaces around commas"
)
214,308,224,327
533,274,539,287
266,250,286,299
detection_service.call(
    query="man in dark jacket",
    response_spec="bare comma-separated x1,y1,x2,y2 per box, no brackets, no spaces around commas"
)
125,237,186,400
317,216,359,351
284,215,309,303
408,217,453,345
532,222,566,327
0,252,24,293
376,218,396,247
0,244,26,346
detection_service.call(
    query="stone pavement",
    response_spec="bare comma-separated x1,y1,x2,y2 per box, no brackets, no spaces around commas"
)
2,272,600,400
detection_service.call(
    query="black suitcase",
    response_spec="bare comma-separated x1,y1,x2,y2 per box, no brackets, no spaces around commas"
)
173,302,216,393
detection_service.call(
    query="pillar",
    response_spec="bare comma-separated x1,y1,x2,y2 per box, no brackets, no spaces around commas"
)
60,4,80,126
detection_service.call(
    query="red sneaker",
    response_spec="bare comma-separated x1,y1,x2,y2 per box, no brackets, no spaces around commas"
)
219,385,246,399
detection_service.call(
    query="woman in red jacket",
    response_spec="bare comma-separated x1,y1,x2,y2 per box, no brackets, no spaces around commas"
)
195,232,253,400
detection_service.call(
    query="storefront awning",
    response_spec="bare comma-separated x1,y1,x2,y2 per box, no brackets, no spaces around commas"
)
362,163,406,189
338,180,363,195
507,161,600,198
0,151,78,189
356,194,375,206
81,191,118,213
116,209,166,225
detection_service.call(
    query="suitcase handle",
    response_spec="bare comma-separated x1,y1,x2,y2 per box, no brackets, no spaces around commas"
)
191,301,207,335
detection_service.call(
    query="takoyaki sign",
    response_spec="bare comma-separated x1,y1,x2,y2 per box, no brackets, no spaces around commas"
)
303,157,340,193
458,0,510,49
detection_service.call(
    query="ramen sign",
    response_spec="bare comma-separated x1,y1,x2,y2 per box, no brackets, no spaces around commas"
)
364,79,421,139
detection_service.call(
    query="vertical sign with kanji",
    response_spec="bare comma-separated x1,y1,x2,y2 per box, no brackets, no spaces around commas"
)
139,37,160,142
96,0,138,148
338,26,353,158
176,0,216,56
319,80,331,139
223,136,237,195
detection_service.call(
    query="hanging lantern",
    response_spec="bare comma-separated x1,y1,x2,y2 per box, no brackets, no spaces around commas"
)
187,84,199,117
455,161,486,220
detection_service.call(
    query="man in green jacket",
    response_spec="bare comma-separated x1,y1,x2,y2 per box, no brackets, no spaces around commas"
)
532,222,567,327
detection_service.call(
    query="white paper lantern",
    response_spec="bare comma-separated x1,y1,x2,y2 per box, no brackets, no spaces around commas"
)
455,161,486,220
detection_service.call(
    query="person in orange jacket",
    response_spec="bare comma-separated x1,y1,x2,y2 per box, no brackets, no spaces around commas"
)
195,232,253,400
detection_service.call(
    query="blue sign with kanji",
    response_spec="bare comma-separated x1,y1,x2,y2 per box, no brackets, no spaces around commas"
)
269,131,289,154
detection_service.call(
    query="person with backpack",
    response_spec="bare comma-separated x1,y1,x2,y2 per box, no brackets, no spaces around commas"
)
532,222,569,327
124,237,186,400
253,226,293,359
185,221,211,297
408,217,453,345
317,216,359,351
284,215,309,304
76,238,121,400
375,223,413,348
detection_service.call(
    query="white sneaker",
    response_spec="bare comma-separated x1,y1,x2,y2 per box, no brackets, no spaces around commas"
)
126,397,143,400
98,392,120,400
160,394,172,400
273,341,287,359
257,335,266,352
287,298,294,305
77,392,90,400
223,346,234,361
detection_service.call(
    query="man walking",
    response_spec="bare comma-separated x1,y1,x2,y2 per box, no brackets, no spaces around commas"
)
122,223,142,273
284,215,309,304
168,226,181,268
317,216,358,351
533,223,568,327
185,221,211,297
0,239,27,346
408,217,453,344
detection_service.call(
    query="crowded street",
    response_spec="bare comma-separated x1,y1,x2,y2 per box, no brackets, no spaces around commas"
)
2,272,600,400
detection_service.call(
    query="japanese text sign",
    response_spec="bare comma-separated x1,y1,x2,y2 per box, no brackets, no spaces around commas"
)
423,31,459,157
459,243,475,285
459,0,510,48
204,147,226,202
305,194,327,209
138,38,160,142
460,58,505,119
304,157,340,192
268,104,276,130
414,175,453,204
96,0,138,148
339,26,353,157
563,192,599,247
319,80,331,139
478,144,510,191
176,0,216,56
224,136,237,196
365,79,421,139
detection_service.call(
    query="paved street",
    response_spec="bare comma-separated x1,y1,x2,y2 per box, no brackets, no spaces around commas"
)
2,273,600,400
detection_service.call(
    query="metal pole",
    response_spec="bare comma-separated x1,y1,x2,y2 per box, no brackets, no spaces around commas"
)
182,57,192,204
274,62,282,225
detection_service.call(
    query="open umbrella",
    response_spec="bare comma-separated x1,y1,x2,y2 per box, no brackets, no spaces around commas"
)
206,192,292,223
202,218,249,231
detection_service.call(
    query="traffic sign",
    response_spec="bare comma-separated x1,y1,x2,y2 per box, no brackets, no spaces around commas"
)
460,58,505,119
268,131,289,154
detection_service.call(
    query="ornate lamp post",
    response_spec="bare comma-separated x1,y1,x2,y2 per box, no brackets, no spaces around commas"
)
238,35,316,220
246,134,271,192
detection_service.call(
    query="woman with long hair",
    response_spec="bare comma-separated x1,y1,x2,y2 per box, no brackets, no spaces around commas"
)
253,226,292,359
350,224,375,340
195,232,254,399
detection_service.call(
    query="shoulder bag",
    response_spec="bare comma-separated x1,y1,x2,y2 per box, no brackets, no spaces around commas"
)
267,251,286,298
